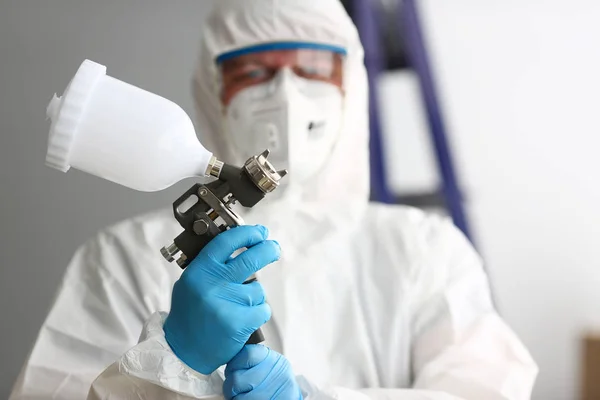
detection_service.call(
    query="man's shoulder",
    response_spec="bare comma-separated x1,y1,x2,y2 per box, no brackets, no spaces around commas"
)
67,208,182,289
82,208,180,255
107,208,177,235
356,203,478,270
362,203,453,242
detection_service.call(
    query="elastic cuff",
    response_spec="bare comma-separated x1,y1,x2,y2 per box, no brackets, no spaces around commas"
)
117,311,224,398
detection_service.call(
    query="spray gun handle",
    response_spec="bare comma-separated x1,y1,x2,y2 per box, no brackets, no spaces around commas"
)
244,276,266,345
162,182,265,345
161,151,288,348
247,328,266,344
164,227,266,345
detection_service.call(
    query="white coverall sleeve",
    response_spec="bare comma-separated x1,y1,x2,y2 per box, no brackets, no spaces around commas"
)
88,312,224,400
297,218,538,400
406,220,539,400
9,225,173,400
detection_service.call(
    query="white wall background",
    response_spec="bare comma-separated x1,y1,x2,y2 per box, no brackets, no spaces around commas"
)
380,1,600,398
1,1,599,399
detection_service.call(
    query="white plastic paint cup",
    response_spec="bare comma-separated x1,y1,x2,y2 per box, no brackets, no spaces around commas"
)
45,59,213,191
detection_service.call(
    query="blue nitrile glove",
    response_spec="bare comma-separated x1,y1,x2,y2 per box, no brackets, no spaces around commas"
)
163,225,280,375
223,345,303,400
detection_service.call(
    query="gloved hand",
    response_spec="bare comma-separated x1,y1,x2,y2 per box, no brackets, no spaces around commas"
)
163,225,280,375
223,345,303,400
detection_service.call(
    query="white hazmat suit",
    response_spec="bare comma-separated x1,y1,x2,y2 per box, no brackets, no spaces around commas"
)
10,0,537,399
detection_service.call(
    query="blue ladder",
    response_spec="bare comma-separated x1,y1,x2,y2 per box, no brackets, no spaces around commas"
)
347,0,473,242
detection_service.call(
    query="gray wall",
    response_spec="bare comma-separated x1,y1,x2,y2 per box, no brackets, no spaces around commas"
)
0,1,214,396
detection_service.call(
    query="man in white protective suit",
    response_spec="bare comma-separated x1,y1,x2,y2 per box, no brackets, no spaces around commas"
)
10,0,538,399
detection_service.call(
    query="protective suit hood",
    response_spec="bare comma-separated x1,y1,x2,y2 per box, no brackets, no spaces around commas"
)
193,0,370,255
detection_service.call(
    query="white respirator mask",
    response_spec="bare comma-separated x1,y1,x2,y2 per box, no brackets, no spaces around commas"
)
224,68,344,185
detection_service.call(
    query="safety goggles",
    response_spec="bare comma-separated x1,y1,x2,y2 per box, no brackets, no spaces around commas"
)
217,42,346,105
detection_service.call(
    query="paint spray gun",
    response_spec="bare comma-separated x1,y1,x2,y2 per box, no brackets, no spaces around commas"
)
44,60,287,344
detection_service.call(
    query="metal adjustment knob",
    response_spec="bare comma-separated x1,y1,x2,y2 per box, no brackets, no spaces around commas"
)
193,219,210,235
176,254,188,268
205,156,224,178
243,149,288,193
161,242,181,263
